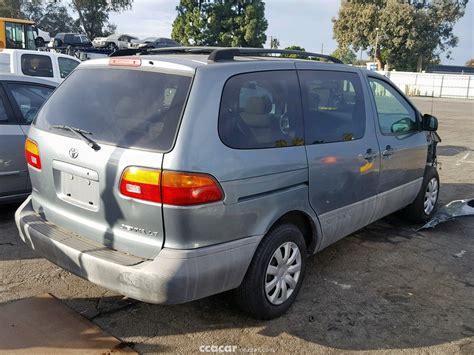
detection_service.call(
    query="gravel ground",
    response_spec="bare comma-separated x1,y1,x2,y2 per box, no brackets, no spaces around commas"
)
0,97,473,354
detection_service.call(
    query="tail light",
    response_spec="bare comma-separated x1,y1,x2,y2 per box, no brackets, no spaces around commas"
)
109,58,142,67
25,138,41,170
119,167,223,206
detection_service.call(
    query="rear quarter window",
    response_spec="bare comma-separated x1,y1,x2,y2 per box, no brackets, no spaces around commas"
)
21,54,54,78
218,70,304,149
34,68,192,152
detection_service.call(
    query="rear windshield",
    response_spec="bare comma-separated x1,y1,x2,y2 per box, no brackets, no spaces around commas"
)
34,68,192,151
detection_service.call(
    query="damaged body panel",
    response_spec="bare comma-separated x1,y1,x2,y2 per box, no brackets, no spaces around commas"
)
419,198,474,230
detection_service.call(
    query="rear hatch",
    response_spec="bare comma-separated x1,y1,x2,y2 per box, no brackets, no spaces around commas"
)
27,62,193,258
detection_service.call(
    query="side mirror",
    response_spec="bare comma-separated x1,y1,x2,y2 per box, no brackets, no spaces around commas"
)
422,114,438,131
391,117,413,134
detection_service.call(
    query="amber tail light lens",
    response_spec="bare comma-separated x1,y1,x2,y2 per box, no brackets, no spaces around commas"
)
119,167,223,206
25,138,41,170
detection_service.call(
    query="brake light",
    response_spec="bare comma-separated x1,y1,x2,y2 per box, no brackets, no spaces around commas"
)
119,167,223,206
25,138,41,170
162,171,223,206
109,58,142,67
120,167,161,203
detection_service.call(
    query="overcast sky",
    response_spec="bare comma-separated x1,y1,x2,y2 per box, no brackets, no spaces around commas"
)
110,0,474,65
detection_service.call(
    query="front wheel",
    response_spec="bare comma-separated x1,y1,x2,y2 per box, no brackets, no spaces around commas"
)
401,166,440,223
234,224,307,320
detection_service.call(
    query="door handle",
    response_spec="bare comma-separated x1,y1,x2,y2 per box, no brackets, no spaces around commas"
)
363,148,378,162
382,145,394,157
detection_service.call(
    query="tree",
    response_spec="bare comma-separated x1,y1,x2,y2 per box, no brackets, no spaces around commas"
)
70,0,133,39
270,37,280,49
282,45,306,58
0,0,23,18
333,0,469,71
466,59,474,67
172,0,268,47
331,46,357,64
23,0,79,35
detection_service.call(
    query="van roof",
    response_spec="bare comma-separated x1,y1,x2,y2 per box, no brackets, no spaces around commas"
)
0,17,35,25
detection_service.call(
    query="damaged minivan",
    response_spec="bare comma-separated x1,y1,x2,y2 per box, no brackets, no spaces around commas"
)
16,47,441,319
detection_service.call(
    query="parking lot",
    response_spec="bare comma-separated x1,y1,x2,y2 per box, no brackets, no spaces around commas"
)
0,97,473,354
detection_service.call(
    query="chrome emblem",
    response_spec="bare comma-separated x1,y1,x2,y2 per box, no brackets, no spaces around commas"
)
69,148,79,159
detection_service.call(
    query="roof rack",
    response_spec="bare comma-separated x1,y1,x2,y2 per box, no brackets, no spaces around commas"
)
207,48,343,64
109,46,343,64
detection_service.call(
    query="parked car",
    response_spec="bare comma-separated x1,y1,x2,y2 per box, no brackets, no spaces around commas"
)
15,48,441,320
0,74,56,204
130,37,181,49
34,28,51,48
0,49,81,83
48,33,92,48
92,34,138,50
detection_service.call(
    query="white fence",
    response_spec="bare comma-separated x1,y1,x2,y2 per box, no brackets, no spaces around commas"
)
377,71,474,100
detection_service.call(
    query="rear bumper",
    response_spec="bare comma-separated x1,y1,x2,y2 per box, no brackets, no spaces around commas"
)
15,196,261,304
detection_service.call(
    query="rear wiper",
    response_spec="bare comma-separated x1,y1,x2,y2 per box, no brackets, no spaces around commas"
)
50,125,101,151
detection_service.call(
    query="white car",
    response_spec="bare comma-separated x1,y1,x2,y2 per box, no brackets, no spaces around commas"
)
92,34,138,50
34,28,51,48
0,49,81,83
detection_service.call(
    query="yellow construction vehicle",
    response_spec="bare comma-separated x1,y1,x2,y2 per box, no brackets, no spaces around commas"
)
0,17,36,50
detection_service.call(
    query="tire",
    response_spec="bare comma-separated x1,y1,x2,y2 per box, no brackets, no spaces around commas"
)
401,166,440,223
108,42,117,51
35,37,45,48
234,223,307,320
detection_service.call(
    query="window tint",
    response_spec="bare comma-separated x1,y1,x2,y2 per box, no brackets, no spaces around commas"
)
5,22,25,49
34,68,192,152
369,77,418,134
0,97,9,123
21,54,53,78
6,84,54,124
299,70,366,144
58,57,80,78
219,71,304,149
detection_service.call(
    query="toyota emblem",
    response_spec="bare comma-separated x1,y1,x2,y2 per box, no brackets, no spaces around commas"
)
69,148,79,159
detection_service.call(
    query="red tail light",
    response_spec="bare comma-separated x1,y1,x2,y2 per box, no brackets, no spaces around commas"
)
119,167,223,206
25,138,41,170
109,58,142,67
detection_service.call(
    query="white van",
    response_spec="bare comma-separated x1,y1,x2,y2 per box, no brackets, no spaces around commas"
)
0,49,80,83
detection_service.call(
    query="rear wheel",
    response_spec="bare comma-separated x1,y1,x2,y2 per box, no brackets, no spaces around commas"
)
234,224,306,320
401,166,440,223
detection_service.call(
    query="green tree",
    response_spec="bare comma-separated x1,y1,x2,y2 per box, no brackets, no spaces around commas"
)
0,0,23,18
172,0,268,47
333,0,469,71
282,45,306,58
466,59,474,67
23,0,79,35
331,46,357,64
270,37,280,49
70,0,133,39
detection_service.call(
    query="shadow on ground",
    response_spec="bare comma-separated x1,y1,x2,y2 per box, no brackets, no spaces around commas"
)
1,184,473,352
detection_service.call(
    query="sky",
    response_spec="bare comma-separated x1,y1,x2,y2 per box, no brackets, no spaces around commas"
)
110,0,474,66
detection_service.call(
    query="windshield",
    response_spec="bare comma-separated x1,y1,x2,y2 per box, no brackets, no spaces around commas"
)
5,22,36,50
34,68,192,151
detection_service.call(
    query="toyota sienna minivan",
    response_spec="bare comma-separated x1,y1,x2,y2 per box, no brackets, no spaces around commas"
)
16,47,440,319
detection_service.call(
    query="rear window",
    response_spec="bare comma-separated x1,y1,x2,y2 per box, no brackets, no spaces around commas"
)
34,68,192,151
21,54,53,78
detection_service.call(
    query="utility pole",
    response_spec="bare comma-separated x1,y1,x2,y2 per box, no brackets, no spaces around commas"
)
321,43,324,54
373,27,379,65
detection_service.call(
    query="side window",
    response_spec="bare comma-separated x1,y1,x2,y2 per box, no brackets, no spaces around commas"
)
21,54,54,78
219,71,304,149
299,70,366,144
5,22,25,49
5,83,54,124
58,57,80,78
368,77,418,135
0,97,10,123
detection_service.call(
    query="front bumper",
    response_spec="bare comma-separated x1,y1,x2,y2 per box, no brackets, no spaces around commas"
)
15,196,261,304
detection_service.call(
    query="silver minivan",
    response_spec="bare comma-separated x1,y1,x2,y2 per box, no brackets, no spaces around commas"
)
0,74,56,204
15,48,440,319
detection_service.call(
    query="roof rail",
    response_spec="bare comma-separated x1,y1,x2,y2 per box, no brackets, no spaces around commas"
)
109,46,343,64
208,48,343,64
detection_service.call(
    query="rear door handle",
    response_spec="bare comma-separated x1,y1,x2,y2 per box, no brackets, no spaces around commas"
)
382,145,394,157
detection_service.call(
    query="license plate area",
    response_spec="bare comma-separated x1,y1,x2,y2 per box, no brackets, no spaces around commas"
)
52,161,100,212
